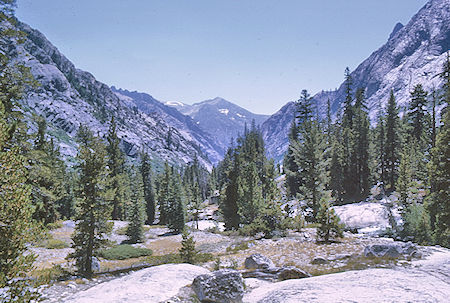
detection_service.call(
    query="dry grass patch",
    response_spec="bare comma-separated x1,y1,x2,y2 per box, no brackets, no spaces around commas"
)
145,238,182,255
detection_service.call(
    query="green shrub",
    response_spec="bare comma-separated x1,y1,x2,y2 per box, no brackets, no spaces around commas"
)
213,257,222,270
47,221,63,230
144,254,181,265
402,203,432,245
34,265,71,284
226,241,250,253
316,200,344,243
115,226,128,235
98,245,153,260
179,229,196,264
194,253,214,264
45,239,70,249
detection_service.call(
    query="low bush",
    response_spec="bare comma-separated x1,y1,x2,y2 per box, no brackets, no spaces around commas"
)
226,241,250,253
143,252,213,266
45,239,70,249
34,264,71,284
98,245,153,260
46,221,63,230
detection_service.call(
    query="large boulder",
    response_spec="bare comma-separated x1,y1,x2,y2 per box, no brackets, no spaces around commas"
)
278,267,311,281
244,254,274,270
91,257,100,272
192,269,244,303
364,243,418,258
242,266,311,282
61,263,209,303
311,256,328,265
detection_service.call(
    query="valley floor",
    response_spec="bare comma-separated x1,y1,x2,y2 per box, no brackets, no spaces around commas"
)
33,219,450,302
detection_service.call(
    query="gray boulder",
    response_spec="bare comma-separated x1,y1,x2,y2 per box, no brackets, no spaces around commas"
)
311,256,328,265
92,257,100,272
364,243,418,258
242,266,311,282
192,269,244,303
244,254,274,270
278,267,311,281
364,244,402,258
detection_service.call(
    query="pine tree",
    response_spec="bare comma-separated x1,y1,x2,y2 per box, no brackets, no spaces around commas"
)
396,146,413,208
426,110,450,247
296,89,313,126
28,116,66,224
166,169,185,233
384,90,400,191
375,111,387,188
183,158,205,229
218,147,240,230
219,126,275,231
340,69,358,199
157,162,172,225
70,126,112,278
316,199,343,243
326,98,332,144
283,120,301,197
126,167,145,244
237,161,264,225
353,88,370,196
293,119,327,221
329,120,345,203
106,116,128,220
408,84,428,144
343,67,354,127
0,2,41,299
179,229,196,264
140,151,155,224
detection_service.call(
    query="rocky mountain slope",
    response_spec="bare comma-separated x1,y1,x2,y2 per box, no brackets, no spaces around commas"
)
3,19,219,169
166,97,269,152
263,0,449,161
111,87,224,164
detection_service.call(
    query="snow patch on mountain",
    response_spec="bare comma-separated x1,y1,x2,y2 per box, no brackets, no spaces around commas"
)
219,108,229,115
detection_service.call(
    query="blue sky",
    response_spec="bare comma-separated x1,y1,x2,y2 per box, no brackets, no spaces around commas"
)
16,0,427,115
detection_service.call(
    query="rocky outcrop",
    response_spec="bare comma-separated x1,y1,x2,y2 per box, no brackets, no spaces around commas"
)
242,266,311,282
244,254,274,270
192,269,244,303
60,264,209,303
311,256,328,265
333,200,401,235
364,242,418,259
244,247,450,303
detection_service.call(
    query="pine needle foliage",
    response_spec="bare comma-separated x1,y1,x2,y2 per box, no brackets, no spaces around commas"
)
126,167,145,244
0,1,41,300
179,229,196,264
69,126,112,278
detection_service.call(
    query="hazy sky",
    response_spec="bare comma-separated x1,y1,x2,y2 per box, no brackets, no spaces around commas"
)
16,0,427,115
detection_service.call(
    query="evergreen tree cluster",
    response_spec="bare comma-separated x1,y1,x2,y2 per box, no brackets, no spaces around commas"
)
284,59,450,247
216,122,282,237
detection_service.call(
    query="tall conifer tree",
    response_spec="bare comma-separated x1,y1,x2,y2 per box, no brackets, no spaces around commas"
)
70,126,111,278
106,116,127,220
0,2,41,299
126,167,145,243
385,90,400,191
140,151,155,224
